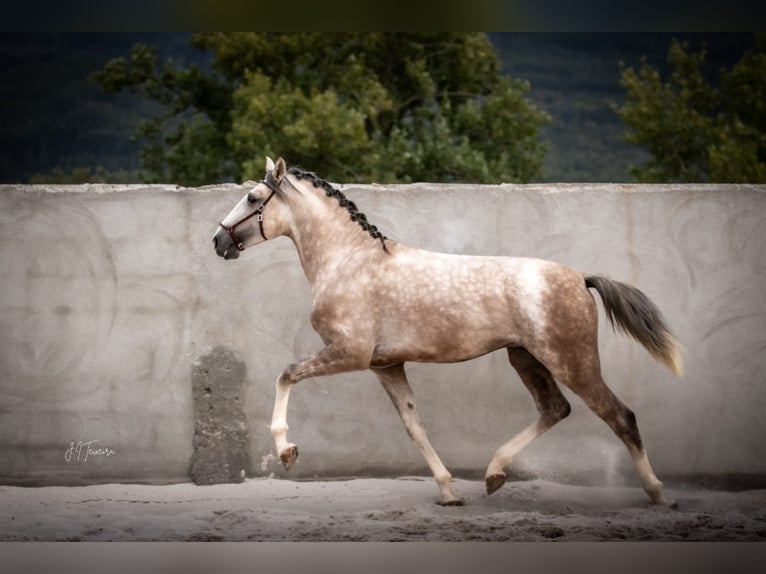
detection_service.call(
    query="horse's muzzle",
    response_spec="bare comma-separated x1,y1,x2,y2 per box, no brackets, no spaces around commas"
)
212,230,240,260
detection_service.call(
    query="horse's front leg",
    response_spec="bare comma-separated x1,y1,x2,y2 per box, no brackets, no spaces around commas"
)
373,363,463,506
270,342,370,470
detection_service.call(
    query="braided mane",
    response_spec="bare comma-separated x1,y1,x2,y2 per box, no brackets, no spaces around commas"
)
287,167,389,252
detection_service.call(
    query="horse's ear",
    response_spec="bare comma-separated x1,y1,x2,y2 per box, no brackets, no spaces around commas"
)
274,157,287,184
265,156,275,172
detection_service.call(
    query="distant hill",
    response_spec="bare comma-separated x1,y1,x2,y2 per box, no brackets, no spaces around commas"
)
0,33,755,184
490,33,755,182
0,33,196,183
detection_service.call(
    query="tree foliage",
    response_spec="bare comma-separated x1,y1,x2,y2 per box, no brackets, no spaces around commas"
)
615,34,766,183
93,33,550,185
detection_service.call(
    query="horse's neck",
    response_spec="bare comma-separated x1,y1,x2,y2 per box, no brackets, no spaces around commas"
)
286,196,375,286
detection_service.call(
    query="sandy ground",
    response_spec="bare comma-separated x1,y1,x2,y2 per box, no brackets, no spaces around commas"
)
1,477,765,542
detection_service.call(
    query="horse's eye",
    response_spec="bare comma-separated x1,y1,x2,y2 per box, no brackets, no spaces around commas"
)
247,194,257,204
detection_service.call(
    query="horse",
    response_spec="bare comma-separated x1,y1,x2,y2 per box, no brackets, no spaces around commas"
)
212,156,684,507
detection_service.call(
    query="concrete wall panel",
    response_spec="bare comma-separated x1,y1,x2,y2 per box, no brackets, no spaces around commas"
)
1,182,764,486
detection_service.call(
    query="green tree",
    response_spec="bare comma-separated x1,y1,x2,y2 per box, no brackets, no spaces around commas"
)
615,34,766,183
93,33,550,186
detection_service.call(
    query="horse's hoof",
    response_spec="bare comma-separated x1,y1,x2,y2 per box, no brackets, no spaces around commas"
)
486,473,506,495
280,445,298,470
438,498,464,507
647,483,677,508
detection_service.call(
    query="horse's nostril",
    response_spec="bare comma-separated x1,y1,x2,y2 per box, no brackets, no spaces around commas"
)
213,236,218,249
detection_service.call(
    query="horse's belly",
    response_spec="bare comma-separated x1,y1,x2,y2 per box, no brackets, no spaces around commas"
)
371,321,519,366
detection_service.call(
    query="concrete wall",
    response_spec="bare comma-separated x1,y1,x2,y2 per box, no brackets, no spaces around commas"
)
1,182,765,486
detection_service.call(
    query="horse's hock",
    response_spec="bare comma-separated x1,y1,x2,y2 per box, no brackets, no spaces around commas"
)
0,182,765,487
190,346,251,484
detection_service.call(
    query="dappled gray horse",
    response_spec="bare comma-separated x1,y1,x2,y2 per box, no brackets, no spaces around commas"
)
213,157,683,507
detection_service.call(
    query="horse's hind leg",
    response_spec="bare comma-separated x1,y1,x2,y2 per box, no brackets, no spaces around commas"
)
372,363,463,506
557,364,674,507
485,347,571,495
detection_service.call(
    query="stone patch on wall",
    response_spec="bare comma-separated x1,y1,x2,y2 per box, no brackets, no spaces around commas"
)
191,346,250,484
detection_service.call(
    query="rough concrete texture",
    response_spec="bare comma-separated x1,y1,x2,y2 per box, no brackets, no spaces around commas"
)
0,182,764,486
190,346,250,484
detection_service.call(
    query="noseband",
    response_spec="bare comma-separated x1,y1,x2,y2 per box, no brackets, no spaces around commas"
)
219,174,280,251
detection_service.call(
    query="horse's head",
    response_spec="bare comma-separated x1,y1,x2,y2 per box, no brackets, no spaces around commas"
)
213,156,289,260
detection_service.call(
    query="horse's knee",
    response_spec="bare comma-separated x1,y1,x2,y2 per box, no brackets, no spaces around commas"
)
277,366,299,387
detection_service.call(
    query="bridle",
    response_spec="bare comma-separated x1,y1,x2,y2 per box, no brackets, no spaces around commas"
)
218,173,281,251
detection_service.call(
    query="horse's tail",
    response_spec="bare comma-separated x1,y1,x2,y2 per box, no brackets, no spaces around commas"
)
585,275,684,377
